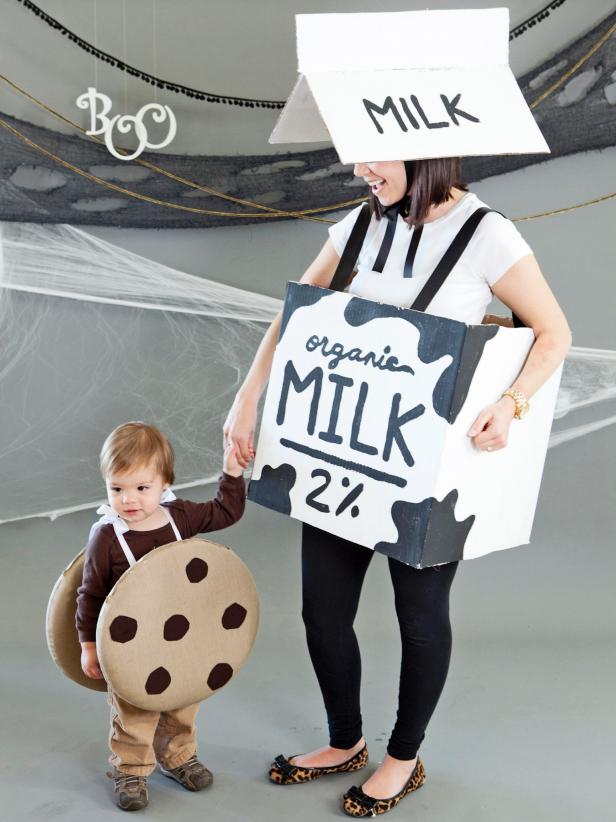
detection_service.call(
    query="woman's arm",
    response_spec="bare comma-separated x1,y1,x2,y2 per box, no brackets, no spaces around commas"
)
469,253,572,450
224,238,341,467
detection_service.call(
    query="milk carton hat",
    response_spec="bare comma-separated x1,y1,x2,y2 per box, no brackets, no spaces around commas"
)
270,8,550,163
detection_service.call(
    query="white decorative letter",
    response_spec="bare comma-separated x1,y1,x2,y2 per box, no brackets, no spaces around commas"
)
75,89,177,161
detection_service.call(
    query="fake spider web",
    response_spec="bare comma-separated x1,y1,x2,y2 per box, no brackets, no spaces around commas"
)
0,221,613,523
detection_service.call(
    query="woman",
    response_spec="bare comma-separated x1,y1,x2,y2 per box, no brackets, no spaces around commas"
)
224,158,571,817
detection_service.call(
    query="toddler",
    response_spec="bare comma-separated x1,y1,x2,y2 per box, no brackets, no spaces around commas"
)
76,421,247,811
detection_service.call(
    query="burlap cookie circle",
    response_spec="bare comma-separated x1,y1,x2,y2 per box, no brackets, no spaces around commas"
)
46,549,108,693
97,537,259,711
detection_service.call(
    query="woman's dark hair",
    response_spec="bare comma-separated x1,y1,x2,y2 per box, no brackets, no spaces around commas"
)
370,157,467,227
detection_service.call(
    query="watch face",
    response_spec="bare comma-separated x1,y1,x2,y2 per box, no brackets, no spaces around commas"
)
518,403,529,419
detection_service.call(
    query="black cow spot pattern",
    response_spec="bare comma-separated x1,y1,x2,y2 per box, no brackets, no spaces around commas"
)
448,324,499,422
145,666,171,695
248,463,296,514
222,603,247,629
185,557,208,583
207,662,233,690
164,614,190,641
374,489,475,567
109,615,138,643
343,297,499,422
279,282,336,341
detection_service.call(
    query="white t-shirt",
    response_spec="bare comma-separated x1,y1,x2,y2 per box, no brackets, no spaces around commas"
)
328,192,532,325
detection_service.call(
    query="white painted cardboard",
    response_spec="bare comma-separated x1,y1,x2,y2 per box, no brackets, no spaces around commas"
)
270,9,550,161
248,283,561,567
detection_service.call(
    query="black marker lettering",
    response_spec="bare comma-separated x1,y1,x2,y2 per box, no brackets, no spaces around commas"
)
440,93,480,126
319,373,354,445
363,96,408,134
383,396,425,467
277,361,323,435
350,382,379,456
410,95,449,130
399,97,420,130
305,334,321,353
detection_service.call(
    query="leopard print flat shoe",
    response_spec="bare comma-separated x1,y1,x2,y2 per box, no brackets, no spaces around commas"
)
268,744,368,785
342,757,426,817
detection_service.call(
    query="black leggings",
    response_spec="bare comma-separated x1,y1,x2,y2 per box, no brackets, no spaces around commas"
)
301,523,458,761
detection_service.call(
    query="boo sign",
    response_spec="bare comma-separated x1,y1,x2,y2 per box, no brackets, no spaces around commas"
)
248,283,562,567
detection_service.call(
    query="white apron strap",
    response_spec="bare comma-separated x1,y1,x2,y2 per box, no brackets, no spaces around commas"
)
110,505,182,567
161,506,182,542
112,521,138,567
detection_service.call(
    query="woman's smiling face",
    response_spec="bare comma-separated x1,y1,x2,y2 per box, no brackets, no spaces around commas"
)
353,161,408,206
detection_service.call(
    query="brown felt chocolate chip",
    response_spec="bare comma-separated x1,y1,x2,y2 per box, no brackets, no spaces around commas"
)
207,663,233,690
185,557,208,583
109,615,138,643
222,603,247,630
164,614,190,641
145,666,171,695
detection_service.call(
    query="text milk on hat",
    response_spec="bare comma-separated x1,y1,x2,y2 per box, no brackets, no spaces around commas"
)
269,8,549,162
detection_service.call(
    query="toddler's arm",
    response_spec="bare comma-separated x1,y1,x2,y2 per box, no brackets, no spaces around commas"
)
76,529,113,678
175,440,249,536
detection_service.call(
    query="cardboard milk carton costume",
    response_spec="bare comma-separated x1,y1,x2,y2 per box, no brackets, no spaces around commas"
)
248,9,561,568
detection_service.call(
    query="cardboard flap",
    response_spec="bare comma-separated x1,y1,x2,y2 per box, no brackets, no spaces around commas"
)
296,8,509,73
270,8,550,159
269,75,330,145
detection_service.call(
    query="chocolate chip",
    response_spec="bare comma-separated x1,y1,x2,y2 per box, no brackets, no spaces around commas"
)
145,666,171,695
185,557,208,583
207,663,233,690
222,603,247,630
109,615,138,643
164,614,190,641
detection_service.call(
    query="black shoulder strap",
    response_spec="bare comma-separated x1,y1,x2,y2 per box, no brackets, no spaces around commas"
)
329,203,371,292
329,202,525,328
411,207,494,312
403,224,423,278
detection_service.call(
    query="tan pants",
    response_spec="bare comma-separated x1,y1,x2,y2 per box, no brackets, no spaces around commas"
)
107,688,200,776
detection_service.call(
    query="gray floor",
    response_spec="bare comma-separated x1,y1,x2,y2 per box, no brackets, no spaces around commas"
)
0,431,614,821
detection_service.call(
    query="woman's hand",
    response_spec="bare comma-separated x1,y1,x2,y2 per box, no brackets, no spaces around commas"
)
223,439,248,477
468,396,516,452
80,641,104,679
223,395,257,469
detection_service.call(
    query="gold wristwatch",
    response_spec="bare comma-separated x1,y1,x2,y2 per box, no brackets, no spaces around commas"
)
501,388,530,419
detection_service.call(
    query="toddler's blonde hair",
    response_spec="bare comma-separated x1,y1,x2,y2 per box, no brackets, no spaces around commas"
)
100,422,175,484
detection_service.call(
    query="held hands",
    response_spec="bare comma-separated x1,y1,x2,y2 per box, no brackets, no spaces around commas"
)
223,438,250,477
223,396,257,471
80,641,104,679
468,396,516,452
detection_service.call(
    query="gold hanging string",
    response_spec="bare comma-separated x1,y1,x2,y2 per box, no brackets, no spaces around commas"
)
1,15,615,223
122,0,128,114
1,12,614,221
152,0,157,106
0,74,364,222
0,115,337,218
93,0,98,89
1,110,613,224
530,18,616,109
512,190,616,221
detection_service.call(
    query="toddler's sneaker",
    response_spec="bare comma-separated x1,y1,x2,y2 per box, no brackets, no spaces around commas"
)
107,768,149,811
159,754,213,791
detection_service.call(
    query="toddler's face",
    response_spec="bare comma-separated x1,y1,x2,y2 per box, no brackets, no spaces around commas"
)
105,462,169,527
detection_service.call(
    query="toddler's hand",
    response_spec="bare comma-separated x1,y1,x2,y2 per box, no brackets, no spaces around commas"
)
223,438,248,477
80,642,104,679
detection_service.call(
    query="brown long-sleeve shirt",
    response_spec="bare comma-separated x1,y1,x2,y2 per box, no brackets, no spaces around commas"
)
76,472,245,642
